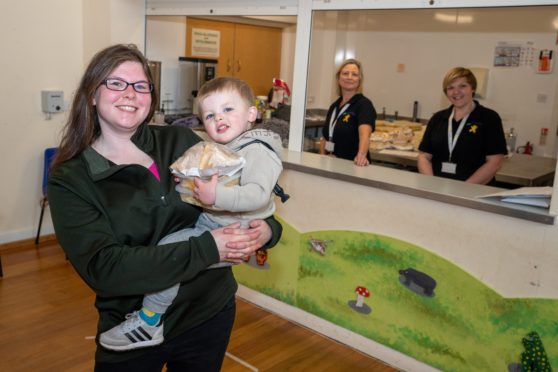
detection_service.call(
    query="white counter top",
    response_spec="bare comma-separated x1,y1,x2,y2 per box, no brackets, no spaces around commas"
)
282,150,555,224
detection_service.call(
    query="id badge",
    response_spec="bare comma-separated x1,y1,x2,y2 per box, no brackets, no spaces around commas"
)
441,162,457,174
325,141,335,152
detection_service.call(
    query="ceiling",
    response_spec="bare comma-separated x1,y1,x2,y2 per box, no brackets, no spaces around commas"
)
191,15,297,28
315,6,558,33
148,6,558,33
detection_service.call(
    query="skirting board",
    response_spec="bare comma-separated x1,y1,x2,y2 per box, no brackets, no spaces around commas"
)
236,284,440,372
0,225,54,245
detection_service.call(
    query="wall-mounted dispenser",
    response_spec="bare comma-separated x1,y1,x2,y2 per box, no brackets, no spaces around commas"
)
41,90,64,113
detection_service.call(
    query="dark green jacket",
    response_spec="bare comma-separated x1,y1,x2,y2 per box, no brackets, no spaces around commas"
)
48,123,282,362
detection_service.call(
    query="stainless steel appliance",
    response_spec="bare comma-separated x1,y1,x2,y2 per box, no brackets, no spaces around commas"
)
178,57,218,113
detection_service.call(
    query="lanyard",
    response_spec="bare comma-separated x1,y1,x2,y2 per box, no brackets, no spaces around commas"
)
447,103,475,161
328,103,350,140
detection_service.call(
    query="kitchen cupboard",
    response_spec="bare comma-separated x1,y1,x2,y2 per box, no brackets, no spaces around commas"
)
185,17,282,96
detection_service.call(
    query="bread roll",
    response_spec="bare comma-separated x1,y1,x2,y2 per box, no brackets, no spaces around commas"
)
170,141,245,209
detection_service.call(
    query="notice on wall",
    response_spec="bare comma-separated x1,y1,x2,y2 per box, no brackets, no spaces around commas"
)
191,28,220,58
494,44,521,67
493,41,536,68
537,49,553,73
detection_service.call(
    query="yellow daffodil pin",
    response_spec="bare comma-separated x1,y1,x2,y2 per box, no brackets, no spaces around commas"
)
342,113,350,123
469,124,478,133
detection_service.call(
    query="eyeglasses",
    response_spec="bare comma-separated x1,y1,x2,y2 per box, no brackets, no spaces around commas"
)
101,78,153,94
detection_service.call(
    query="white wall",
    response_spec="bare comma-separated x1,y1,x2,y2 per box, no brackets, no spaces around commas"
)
279,24,297,93
145,16,188,112
0,0,145,244
308,10,558,157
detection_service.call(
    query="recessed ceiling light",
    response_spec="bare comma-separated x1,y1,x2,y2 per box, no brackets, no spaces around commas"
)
434,12,473,24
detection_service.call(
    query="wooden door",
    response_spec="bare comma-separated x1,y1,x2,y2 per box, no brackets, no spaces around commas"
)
185,18,282,97
233,23,282,96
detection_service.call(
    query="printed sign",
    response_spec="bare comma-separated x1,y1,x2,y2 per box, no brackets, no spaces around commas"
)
191,28,220,58
494,45,521,67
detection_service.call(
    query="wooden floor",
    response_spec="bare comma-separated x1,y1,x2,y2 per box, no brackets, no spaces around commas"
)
0,239,396,372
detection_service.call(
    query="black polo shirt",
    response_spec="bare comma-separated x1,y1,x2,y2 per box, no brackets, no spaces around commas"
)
322,93,376,161
418,102,507,182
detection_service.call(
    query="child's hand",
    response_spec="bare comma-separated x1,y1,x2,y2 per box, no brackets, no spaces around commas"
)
194,173,218,205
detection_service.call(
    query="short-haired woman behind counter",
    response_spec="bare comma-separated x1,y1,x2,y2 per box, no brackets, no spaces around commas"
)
417,67,507,185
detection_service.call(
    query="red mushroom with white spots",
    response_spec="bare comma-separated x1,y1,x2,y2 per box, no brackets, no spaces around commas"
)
348,285,372,314
355,286,370,308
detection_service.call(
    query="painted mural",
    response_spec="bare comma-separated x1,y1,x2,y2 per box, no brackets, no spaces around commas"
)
233,218,557,371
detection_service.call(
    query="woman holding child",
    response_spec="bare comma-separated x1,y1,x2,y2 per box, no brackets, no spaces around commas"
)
48,44,282,371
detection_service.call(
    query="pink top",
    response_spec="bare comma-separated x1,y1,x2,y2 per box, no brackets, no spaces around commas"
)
148,162,160,181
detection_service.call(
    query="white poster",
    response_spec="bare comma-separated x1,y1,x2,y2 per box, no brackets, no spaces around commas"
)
493,41,536,68
191,28,220,58
494,44,521,67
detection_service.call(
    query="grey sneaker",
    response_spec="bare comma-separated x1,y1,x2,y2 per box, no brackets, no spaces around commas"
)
99,311,164,351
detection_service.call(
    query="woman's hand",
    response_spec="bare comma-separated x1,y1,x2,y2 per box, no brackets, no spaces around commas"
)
241,219,272,250
210,219,271,263
318,137,326,155
353,152,369,166
417,152,434,175
355,124,372,166
466,154,505,184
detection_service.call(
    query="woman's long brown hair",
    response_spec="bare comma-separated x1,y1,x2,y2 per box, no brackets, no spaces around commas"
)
51,44,158,171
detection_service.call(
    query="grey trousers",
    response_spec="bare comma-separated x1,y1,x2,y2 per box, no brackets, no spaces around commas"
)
142,213,231,314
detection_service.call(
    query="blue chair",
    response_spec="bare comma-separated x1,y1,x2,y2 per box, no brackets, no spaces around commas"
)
35,147,58,245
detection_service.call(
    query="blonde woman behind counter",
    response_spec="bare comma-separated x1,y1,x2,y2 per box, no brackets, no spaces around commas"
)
417,67,507,185
319,59,376,166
